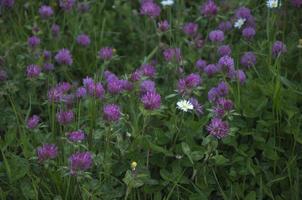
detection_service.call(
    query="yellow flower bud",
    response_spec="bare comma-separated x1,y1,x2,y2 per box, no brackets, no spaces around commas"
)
131,161,137,170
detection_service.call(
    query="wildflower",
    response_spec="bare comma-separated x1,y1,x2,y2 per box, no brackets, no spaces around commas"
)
242,27,256,40
37,144,58,162
77,2,90,13
56,110,74,125
272,41,287,57
68,130,85,142
266,0,281,8
141,91,161,110
0,69,8,81
207,118,229,139
218,21,232,32
218,45,232,57
98,47,114,60
43,63,54,71
291,0,302,7
161,0,174,6
185,73,201,88
216,81,229,96
200,0,218,17
140,1,161,18
240,52,256,68
234,18,246,29
235,70,246,85
140,63,156,78
195,59,207,71
163,48,181,62
28,36,40,49
76,87,87,98
27,115,40,129
39,5,53,19
182,22,198,37
51,24,60,38
177,99,194,112
55,49,73,66
218,55,234,72
87,82,105,99
158,20,169,32
76,34,91,47
59,0,75,11
26,64,41,78
208,87,219,102
1,0,14,8
140,80,156,94
103,104,121,122
83,76,94,87
209,30,224,42
131,161,137,171
204,64,219,77
69,152,93,175
189,98,203,115
42,50,52,61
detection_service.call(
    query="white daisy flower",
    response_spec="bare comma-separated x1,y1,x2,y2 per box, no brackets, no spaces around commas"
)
266,0,281,8
161,0,174,6
177,100,194,112
234,18,246,29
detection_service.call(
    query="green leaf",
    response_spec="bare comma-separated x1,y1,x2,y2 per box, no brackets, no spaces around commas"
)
8,155,29,183
181,142,193,164
213,155,229,166
245,191,256,200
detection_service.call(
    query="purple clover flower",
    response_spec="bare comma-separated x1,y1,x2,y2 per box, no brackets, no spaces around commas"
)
217,45,232,57
37,144,58,162
240,52,256,68
76,34,91,47
163,48,181,62
87,82,105,99
99,47,114,60
0,69,8,81
59,0,75,11
204,64,219,77
207,118,229,139
141,91,161,110
291,0,302,7
77,2,90,13
55,49,73,66
1,0,15,8
140,80,156,94
26,64,41,78
56,110,74,125
27,115,40,129
195,59,207,71
140,1,161,18
39,5,54,19
182,22,199,37
242,27,256,40
216,81,229,96
43,63,54,72
209,30,224,42
103,104,121,122
76,87,87,98
51,24,60,38
140,63,156,78
218,21,232,32
272,41,287,57
200,0,218,17
189,97,203,115
218,55,234,72
68,130,85,142
158,20,169,32
185,73,201,88
28,36,40,49
69,152,93,175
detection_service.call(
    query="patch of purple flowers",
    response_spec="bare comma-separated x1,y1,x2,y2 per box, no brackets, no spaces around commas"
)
37,144,58,162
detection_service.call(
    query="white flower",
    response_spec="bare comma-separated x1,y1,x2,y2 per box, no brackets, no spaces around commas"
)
177,100,194,112
161,0,174,6
266,0,281,8
234,18,246,29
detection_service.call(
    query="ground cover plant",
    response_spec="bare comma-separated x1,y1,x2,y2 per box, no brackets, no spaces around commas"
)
0,0,301,199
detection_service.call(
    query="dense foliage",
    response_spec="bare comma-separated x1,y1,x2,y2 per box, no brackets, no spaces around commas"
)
0,0,301,199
